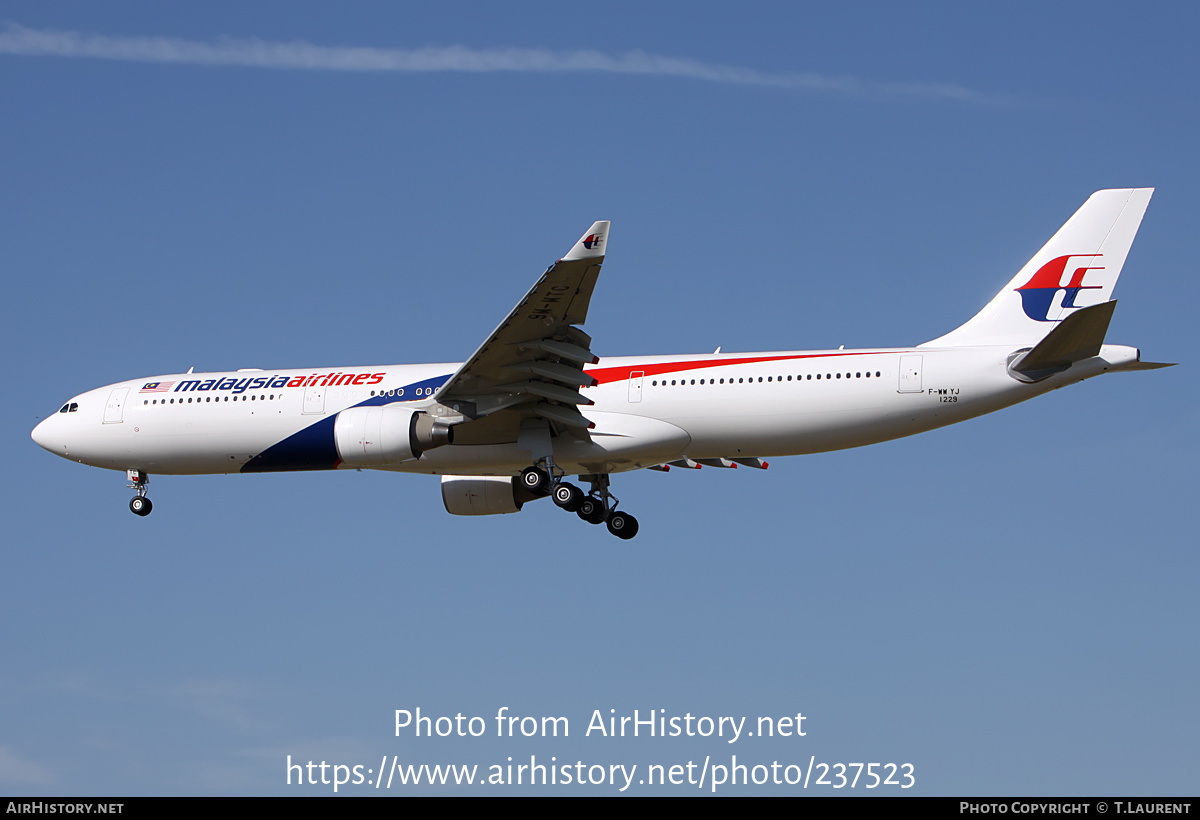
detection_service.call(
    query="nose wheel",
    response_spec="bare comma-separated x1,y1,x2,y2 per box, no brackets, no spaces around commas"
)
127,469,152,516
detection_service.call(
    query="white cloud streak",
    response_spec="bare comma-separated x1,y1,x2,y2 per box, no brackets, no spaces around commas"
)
0,745,54,786
0,23,984,102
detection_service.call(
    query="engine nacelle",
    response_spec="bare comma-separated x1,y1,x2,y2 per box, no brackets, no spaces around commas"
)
441,475,527,516
334,406,453,467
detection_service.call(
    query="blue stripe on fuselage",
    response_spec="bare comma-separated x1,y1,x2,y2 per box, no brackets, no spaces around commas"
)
240,373,450,473
242,413,338,472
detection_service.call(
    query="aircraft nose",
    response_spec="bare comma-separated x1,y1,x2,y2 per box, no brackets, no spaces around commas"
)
31,416,55,452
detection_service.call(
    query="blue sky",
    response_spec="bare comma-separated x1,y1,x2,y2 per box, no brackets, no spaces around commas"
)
3,2,1196,795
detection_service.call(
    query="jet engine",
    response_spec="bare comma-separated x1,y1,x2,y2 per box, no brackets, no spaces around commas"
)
334,406,453,467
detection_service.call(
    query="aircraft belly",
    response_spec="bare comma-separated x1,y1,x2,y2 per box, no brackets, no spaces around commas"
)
560,411,691,471
668,403,920,456
401,411,691,476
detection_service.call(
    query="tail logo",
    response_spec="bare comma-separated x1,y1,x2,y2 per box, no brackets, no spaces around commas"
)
582,233,603,250
1015,254,1104,321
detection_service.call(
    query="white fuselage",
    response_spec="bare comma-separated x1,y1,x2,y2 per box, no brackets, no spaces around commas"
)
30,344,1139,479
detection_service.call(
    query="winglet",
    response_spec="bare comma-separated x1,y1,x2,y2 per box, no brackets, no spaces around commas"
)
563,221,610,261
1118,360,1176,371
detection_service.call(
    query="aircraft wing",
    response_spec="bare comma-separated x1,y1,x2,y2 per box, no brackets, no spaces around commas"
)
432,221,609,434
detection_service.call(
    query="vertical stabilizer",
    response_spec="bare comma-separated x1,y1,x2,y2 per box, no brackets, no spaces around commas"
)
921,188,1152,348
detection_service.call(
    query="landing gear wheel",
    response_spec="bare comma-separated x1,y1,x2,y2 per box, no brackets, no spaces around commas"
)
552,482,584,512
606,510,639,539
520,466,551,496
129,496,153,517
577,497,607,524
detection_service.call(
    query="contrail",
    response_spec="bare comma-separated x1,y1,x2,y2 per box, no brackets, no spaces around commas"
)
0,23,985,102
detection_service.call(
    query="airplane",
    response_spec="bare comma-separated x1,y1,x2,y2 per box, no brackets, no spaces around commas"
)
31,188,1173,539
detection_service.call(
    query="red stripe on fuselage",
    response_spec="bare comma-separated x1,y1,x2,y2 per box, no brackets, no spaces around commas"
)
584,352,900,385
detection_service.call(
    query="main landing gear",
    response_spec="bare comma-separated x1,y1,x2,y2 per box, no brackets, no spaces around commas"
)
127,469,152,516
521,465,639,539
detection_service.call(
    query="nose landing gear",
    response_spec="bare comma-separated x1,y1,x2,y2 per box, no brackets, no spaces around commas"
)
127,469,152,516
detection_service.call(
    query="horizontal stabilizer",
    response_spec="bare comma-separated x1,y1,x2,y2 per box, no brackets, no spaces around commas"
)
1116,360,1177,371
1008,300,1116,382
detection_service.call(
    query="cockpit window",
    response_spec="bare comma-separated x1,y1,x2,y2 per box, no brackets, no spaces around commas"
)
59,403,79,413
69,403,78,412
